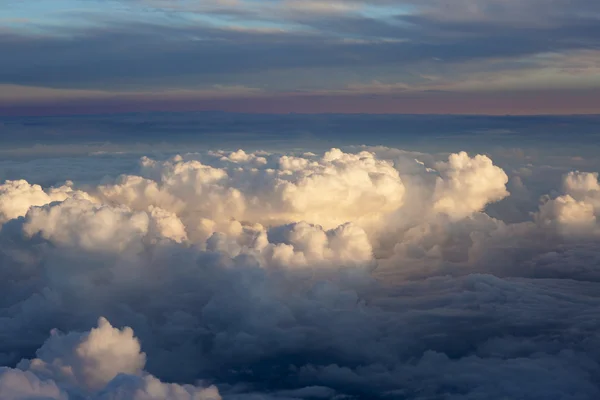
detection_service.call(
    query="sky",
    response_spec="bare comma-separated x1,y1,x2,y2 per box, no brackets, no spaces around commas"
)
4,3,600,399
2,0,600,115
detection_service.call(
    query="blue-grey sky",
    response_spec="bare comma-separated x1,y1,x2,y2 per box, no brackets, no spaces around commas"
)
2,0,600,115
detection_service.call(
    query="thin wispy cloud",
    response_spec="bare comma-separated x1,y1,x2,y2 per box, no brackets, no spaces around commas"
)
1,0,599,114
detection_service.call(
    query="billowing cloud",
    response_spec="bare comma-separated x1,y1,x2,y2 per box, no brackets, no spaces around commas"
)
18,317,146,391
0,180,93,224
536,171,600,233
1,147,600,399
1,318,220,400
96,148,405,237
433,151,509,219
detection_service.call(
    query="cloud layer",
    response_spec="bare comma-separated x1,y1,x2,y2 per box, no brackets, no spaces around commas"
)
2,0,600,114
1,147,600,399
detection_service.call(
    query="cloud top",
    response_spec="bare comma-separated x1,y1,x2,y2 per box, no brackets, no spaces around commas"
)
1,146,599,399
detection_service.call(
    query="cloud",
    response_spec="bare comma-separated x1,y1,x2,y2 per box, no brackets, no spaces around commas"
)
432,151,509,219
0,368,68,400
1,318,220,400
96,148,405,237
21,198,189,252
0,84,265,106
536,171,600,233
1,146,600,399
18,317,146,391
0,180,93,224
2,0,600,112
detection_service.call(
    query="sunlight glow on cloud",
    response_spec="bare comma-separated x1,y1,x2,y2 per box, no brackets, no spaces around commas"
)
1,144,600,398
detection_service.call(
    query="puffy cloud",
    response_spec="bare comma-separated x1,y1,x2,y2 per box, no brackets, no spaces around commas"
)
1,318,220,400
535,171,600,233
432,152,509,219
96,374,221,400
1,147,600,399
0,180,94,225
563,171,600,213
97,148,405,237
22,199,149,252
20,198,188,252
206,220,373,270
18,317,146,391
0,368,68,400
536,194,596,229
148,206,188,244
564,171,600,196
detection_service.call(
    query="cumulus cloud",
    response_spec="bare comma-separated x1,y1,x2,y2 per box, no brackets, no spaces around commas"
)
0,368,68,400
18,317,146,391
1,147,600,399
0,180,93,224
537,194,596,230
433,152,509,219
1,318,220,400
96,148,405,240
535,171,600,234
563,171,600,212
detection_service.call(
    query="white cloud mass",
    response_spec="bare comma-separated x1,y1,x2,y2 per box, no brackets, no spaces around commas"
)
1,147,600,399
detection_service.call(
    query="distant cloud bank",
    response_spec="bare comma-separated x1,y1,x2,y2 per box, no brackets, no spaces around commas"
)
1,0,600,114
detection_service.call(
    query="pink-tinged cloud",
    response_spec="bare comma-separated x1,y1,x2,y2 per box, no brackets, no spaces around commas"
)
1,89,600,116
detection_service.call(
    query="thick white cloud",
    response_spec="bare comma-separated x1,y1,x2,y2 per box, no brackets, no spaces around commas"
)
563,171,600,196
1,318,220,400
536,194,596,229
535,171,600,233
97,148,406,238
18,317,146,391
563,171,600,213
432,152,509,219
0,180,94,225
1,147,600,399
21,198,188,252
206,220,373,270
